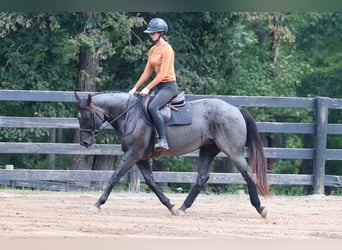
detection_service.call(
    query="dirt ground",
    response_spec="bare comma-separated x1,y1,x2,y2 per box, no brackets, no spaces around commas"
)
0,191,342,239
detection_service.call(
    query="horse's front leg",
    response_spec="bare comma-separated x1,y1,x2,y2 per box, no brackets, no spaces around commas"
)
90,155,136,212
137,160,176,215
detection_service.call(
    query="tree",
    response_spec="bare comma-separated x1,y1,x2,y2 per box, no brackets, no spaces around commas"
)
0,12,77,169
0,12,145,171
294,13,342,183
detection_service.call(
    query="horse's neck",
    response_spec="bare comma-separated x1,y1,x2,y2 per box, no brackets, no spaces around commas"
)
93,93,134,131
93,93,130,113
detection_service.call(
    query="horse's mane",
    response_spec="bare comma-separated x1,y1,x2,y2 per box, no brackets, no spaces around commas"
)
91,91,131,103
92,90,126,96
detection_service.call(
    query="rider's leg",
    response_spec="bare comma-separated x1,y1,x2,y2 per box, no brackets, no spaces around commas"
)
148,82,177,151
151,110,169,150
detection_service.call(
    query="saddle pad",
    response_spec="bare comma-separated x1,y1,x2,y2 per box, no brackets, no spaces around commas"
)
166,102,192,126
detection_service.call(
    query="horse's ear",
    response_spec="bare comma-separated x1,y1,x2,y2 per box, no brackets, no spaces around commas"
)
87,94,92,106
74,91,80,102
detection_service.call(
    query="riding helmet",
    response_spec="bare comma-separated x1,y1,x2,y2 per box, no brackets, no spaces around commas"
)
144,18,168,34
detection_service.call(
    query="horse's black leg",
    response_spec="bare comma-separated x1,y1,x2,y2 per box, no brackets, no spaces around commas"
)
137,160,176,213
179,144,220,213
242,171,265,214
91,155,135,211
232,156,267,217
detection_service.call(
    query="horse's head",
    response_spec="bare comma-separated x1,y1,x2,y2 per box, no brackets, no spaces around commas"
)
75,92,105,148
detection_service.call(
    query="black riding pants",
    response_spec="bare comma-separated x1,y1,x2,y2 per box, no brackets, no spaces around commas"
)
148,82,177,138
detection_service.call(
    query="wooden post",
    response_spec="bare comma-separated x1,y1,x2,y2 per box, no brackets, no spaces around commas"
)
313,97,329,195
5,164,15,188
47,128,56,169
129,165,140,192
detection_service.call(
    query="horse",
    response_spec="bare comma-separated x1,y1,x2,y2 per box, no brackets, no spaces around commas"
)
75,91,270,217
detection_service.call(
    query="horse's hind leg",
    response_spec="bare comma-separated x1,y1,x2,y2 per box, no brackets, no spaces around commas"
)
179,144,220,214
136,160,176,214
232,155,267,217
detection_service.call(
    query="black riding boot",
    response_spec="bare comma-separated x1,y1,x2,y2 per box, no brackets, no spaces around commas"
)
153,111,169,151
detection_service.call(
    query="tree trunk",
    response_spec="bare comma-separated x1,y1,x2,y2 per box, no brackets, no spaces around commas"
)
71,12,116,188
270,13,281,78
71,39,100,178
92,155,118,189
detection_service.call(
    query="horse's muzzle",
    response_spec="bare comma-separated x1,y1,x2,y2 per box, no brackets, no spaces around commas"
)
80,132,96,148
80,141,91,148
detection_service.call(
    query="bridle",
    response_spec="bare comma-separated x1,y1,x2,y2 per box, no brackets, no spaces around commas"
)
78,105,105,136
78,95,143,137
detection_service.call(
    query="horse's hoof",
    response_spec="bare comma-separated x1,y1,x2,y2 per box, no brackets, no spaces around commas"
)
260,207,267,218
170,205,179,216
178,209,186,216
89,206,100,213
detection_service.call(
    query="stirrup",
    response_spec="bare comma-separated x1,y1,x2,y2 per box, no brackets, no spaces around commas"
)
154,138,169,151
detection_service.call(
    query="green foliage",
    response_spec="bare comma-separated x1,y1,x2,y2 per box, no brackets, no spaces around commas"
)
0,12,144,168
271,159,302,175
296,13,342,98
154,156,195,172
271,185,307,196
0,13,77,91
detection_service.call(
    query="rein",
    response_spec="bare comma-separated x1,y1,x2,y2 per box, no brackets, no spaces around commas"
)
79,95,143,136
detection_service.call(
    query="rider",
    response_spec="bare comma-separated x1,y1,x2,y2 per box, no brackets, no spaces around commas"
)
129,17,177,151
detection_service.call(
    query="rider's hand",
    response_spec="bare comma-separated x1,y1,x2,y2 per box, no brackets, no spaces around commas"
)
128,87,137,95
139,87,150,96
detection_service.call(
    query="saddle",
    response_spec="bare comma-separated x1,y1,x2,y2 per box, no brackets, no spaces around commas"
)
142,91,192,126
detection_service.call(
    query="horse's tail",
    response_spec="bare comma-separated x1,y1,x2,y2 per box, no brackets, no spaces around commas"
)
239,108,270,196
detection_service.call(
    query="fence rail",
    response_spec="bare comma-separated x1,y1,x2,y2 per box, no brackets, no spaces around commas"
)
1,90,342,194
0,169,341,190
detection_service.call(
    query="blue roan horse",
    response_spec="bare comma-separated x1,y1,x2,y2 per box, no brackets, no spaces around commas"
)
75,92,270,217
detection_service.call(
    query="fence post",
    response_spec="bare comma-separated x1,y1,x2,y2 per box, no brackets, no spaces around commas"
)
5,164,15,188
129,165,140,192
313,97,329,195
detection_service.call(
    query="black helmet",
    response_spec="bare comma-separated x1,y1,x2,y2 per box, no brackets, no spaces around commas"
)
144,18,168,34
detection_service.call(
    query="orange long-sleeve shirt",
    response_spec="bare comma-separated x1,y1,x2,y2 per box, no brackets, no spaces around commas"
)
134,42,176,90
